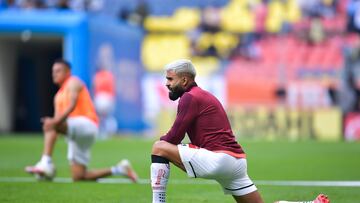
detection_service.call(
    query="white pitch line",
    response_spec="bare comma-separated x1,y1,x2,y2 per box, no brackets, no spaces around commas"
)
0,177,360,187
255,180,360,187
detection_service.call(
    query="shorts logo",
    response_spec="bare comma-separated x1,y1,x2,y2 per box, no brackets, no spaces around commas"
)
189,144,199,149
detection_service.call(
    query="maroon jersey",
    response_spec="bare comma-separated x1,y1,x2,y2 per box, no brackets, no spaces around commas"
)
160,84,244,155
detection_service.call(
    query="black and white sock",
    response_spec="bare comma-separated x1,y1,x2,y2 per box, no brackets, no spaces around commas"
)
151,155,170,203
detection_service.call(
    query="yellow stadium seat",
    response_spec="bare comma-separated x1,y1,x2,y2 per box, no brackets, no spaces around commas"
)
213,32,239,57
142,34,191,71
220,0,255,33
144,7,201,32
191,56,220,76
196,32,239,58
284,0,301,23
196,32,213,52
173,8,201,31
265,0,285,33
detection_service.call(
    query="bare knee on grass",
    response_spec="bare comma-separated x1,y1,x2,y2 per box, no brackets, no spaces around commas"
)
70,162,112,181
71,163,87,181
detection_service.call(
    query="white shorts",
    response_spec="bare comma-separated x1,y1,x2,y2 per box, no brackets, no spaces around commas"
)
66,116,98,166
94,93,115,116
178,144,257,196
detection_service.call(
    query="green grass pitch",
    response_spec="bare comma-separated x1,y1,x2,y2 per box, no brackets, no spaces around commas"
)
0,134,359,202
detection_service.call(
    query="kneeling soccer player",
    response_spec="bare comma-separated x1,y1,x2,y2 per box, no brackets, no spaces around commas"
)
25,59,137,182
150,59,329,203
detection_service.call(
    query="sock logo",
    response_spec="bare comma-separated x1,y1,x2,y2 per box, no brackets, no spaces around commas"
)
155,169,166,185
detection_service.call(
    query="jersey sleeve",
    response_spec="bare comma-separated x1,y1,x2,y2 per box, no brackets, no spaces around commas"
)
160,93,197,145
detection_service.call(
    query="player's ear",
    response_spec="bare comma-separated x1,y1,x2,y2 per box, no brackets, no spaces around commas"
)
182,76,188,85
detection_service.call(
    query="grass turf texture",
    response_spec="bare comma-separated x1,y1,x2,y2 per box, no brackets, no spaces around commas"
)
0,134,359,202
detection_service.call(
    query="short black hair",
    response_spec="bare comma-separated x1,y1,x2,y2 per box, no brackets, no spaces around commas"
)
54,59,71,70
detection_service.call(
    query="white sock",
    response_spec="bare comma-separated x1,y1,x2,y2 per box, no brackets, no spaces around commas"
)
151,163,170,203
111,165,125,175
40,155,52,164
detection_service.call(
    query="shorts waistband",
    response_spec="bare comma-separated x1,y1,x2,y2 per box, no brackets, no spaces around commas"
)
213,150,246,159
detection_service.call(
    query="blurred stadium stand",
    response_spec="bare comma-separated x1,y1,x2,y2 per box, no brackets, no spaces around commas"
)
1,0,360,141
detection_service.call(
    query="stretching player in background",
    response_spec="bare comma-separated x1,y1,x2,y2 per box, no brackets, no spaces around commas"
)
93,67,117,139
25,59,138,182
150,59,329,203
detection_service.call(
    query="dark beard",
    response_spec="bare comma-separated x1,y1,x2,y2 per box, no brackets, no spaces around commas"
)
168,86,185,101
